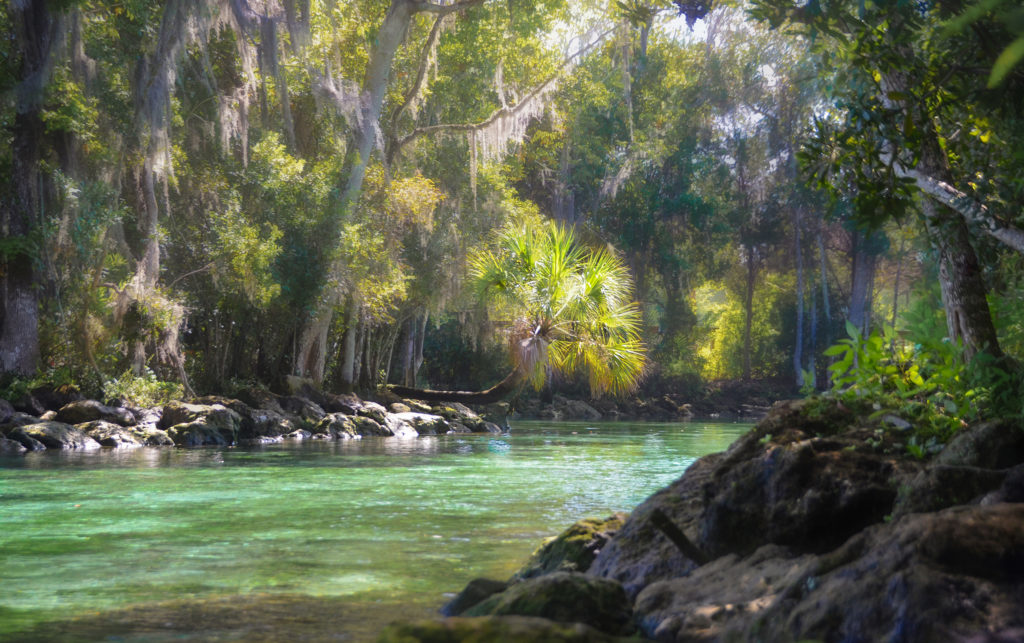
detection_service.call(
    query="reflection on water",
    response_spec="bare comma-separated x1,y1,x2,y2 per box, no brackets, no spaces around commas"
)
0,419,750,641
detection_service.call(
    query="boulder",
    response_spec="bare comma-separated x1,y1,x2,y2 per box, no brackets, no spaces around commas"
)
278,396,326,424
0,437,27,455
350,415,389,437
554,395,602,421
324,392,362,415
432,403,488,432
636,503,1024,642
166,420,233,447
935,419,1024,469
695,401,914,558
12,421,101,450
0,411,44,431
392,412,449,436
389,402,411,414
514,513,627,581
160,401,241,442
56,399,135,426
0,397,13,424
893,464,1010,517
588,453,725,598
5,427,47,451
30,384,84,411
441,578,509,617
463,572,633,636
313,413,360,440
283,429,312,440
356,400,389,424
136,426,174,446
376,616,623,643
384,414,419,438
13,392,46,416
79,420,145,448
194,397,296,441
234,387,287,415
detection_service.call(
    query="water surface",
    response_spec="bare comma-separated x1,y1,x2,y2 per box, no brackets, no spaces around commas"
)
0,420,750,641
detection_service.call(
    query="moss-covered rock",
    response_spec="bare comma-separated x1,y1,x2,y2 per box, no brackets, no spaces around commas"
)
13,421,101,450
441,578,509,617
514,513,627,581
376,615,625,643
79,420,145,448
314,413,360,439
166,419,233,447
56,399,135,427
464,572,633,635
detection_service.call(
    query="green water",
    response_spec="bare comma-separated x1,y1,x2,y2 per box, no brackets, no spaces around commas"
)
0,420,749,641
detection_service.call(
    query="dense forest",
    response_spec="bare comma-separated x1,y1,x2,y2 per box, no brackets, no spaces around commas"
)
3,0,1024,415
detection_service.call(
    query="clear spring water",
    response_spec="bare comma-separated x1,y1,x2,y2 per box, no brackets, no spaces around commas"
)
0,420,750,642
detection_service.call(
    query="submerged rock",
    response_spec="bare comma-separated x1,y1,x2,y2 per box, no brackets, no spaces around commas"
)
377,616,624,643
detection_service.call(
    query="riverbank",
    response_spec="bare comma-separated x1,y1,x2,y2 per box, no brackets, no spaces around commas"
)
0,380,507,454
383,399,1024,642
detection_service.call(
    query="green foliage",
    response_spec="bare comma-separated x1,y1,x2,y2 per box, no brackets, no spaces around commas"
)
471,220,646,396
820,314,1020,450
102,368,184,408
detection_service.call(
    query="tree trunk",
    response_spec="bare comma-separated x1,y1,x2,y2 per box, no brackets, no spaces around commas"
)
390,368,522,404
793,208,804,387
1,0,60,376
848,229,877,336
742,244,756,381
922,200,1001,360
338,296,358,393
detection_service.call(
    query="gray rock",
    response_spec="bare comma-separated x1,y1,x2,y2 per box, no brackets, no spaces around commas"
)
392,412,448,435
278,396,326,424
0,397,15,424
389,402,411,414
6,427,47,451
14,421,101,450
283,429,312,440
894,464,1010,517
936,419,1024,469
0,437,27,455
79,420,145,448
57,399,135,426
357,401,389,424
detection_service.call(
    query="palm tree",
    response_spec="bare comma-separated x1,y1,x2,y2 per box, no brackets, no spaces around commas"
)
390,221,646,403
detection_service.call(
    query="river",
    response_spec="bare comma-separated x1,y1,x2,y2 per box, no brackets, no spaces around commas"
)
0,419,750,641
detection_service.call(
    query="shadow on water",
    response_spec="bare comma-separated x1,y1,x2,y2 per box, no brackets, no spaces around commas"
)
3,593,422,642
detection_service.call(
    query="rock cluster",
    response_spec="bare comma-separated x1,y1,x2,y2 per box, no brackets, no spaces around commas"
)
385,399,1024,642
0,386,505,453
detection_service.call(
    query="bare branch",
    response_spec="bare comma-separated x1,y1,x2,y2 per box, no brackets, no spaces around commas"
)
389,13,448,133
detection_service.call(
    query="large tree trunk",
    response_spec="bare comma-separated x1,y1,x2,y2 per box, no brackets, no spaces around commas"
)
1,0,61,376
338,296,358,394
390,368,522,404
792,208,804,387
847,229,878,336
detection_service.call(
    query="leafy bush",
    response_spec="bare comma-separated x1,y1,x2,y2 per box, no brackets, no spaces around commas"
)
102,369,183,408
818,318,1020,456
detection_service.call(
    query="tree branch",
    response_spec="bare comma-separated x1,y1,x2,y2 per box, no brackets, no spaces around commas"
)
884,153,1024,255
390,27,613,159
389,13,448,134
412,0,485,15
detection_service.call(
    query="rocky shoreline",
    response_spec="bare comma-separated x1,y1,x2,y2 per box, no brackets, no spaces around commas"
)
0,382,506,455
382,399,1024,642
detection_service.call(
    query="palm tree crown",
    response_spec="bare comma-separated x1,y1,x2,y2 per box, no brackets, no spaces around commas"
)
471,221,646,397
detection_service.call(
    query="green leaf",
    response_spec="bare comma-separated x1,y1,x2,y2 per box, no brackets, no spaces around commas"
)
823,343,849,357
988,36,1024,88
